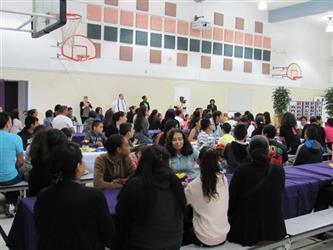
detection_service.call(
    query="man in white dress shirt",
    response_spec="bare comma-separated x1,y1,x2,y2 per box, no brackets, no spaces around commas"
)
112,94,127,113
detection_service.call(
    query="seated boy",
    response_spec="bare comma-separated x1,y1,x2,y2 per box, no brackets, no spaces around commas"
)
119,122,135,147
218,123,235,147
197,118,215,149
263,125,288,166
294,125,323,166
84,120,107,148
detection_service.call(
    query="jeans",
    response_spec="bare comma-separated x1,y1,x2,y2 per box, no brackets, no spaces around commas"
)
0,172,23,204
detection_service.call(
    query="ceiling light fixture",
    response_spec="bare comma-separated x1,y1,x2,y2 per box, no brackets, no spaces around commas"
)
258,0,268,11
326,17,333,32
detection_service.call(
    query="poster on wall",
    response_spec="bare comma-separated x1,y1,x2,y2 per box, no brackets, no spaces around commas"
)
173,87,191,114
289,100,323,120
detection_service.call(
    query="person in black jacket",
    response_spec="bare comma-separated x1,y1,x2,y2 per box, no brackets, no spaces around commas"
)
294,125,323,166
34,142,115,250
139,95,150,111
115,145,186,250
279,112,300,154
228,135,286,246
18,116,39,150
223,124,249,173
207,99,217,112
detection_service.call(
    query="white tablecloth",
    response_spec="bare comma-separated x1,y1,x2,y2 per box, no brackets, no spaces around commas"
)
82,151,105,172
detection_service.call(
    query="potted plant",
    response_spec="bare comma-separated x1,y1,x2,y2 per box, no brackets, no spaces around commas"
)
272,86,290,126
325,87,333,117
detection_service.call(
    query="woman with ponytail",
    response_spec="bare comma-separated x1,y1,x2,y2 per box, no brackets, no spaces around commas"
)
184,147,230,247
115,145,186,250
34,142,115,250
228,135,286,246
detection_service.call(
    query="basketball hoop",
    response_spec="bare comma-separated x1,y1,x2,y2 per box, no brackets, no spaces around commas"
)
272,63,303,81
61,34,97,62
286,63,303,81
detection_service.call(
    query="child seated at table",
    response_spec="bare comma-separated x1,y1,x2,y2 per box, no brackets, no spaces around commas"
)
84,120,107,148
119,122,135,147
223,124,249,173
94,134,133,190
294,125,323,166
34,142,114,250
197,119,215,149
155,119,179,146
263,125,288,166
218,123,234,147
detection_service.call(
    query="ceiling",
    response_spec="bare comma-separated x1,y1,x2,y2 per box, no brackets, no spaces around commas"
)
265,0,310,10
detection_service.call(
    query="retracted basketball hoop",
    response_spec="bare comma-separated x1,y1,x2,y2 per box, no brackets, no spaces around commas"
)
55,12,97,62
272,63,303,81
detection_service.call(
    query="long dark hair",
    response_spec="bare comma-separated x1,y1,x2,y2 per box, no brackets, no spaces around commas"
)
281,112,297,128
166,129,193,157
134,106,147,132
199,147,221,201
30,129,68,166
263,112,271,125
121,145,186,220
190,111,201,129
249,135,269,167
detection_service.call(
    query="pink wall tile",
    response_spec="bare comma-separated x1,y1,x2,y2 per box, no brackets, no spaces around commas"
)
262,63,270,75
136,13,148,29
104,7,118,24
87,5,102,22
214,12,224,26
213,27,223,41
120,46,133,61
177,53,187,67
235,31,244,44
150,50,161,64
235,17,244,30
165,2,176,17
136,0,149,12
255,21,263,33
224,58,233,71
177,20,189,35
202,29,212,39
244,33,253,46
151,16,163,31
190,28,201,37
263,37,271,49
120,10,134,26
254,35,263,47
105,0,118,6
164,18,176,33
201,56,211,69
224,29,234,43
244,61,252,73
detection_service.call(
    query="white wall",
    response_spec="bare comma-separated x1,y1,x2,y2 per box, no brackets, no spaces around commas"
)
0,0,331,118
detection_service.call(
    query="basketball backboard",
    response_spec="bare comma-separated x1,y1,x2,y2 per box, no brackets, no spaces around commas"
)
32,0,67,38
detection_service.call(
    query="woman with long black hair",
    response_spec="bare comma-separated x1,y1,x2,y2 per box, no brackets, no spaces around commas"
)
228,135,286,246
115,145,186,250
134,106,151,144
279,112,301,154
185,147,230,247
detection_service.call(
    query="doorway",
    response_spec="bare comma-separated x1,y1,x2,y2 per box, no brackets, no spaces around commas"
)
0,79,29,118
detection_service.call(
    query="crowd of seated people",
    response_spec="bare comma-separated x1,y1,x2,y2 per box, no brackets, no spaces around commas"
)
1,94,333,249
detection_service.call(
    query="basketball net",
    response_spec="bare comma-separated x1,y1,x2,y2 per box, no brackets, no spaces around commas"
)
60,13,82,47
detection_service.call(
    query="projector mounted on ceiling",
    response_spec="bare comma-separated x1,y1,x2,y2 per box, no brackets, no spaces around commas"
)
191,15,212,30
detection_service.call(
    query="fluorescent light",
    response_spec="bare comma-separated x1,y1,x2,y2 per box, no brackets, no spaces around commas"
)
326,17,333,32
258,0,268,10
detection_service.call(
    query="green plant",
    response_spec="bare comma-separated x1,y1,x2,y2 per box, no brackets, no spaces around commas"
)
272,86,290,115
325,87,333,117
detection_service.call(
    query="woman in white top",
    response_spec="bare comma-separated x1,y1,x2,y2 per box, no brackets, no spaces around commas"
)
185,147,230,247
10,110,24,134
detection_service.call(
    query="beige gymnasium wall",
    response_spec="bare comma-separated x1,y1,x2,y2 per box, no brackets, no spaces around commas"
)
2,68,324,119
